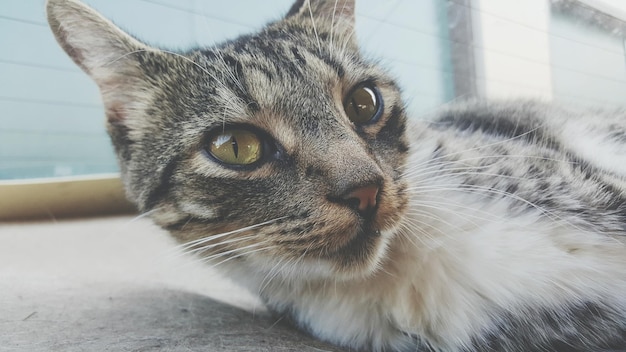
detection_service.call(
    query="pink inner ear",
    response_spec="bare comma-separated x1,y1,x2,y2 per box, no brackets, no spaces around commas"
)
286,0,307,17
106,104,127,122
331,0,356,19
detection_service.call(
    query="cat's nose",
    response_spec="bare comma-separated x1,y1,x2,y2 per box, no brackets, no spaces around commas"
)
341,184,380,215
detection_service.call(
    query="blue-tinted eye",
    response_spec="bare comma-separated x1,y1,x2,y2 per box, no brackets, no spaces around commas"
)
344,84,383,124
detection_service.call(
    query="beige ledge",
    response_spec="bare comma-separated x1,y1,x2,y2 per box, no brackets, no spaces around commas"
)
0,173,137,220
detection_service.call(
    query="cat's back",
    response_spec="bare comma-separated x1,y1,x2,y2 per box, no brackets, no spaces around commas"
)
409,100,626,237
425,100,626,179
385,100,626,350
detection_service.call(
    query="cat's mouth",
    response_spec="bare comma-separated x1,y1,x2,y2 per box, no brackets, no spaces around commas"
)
324,179,408,271
317,225,393,279
336,225,381,256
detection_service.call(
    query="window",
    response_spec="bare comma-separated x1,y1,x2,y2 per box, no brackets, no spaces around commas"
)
1,0,455,181
4,0,623,219
465,0,626,104
550,0,626,106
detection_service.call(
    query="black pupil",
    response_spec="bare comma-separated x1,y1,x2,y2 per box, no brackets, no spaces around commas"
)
349,86,377,123
230,136,239,158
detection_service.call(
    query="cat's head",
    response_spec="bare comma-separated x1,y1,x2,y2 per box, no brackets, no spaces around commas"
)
47,0,409,280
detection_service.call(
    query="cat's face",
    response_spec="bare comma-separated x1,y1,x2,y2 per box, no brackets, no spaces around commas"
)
48,0,409,279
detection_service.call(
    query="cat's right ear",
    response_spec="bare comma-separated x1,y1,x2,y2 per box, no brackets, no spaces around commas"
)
286,0,356,34
47,0,150,122
286,0,355,20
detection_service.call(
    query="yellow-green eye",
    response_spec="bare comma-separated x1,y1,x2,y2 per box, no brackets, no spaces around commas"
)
344,84,382,124
207,129,263,166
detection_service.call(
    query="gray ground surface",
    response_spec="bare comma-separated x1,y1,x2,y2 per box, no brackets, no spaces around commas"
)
0,216,343,352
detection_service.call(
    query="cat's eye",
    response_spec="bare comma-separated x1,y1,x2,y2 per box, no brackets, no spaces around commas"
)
344,84,383,125
207,129,263,166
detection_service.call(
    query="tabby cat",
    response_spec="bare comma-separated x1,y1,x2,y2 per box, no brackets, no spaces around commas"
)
47,0,626,350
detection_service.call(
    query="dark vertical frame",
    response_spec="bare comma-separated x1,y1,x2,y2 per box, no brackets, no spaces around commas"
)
446,0,478,99
550,0,626,34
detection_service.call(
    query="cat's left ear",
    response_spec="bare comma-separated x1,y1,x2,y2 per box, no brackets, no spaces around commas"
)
47,0,148,81
47,0,155,123
286,0,356,34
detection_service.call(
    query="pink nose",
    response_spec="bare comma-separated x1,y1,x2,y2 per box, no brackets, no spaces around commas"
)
343,185,379,213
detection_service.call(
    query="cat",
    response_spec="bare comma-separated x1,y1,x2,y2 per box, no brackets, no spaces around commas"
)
46,0,626,351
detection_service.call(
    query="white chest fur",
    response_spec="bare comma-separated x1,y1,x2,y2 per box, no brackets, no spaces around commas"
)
255,176,626,351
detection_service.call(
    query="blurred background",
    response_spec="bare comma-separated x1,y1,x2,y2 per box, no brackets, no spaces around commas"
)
1,0,626,181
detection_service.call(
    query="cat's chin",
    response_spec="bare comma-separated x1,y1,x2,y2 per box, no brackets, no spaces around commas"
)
309,226,393,281
337,239,392,279
326,227,384,270
239,228,392,284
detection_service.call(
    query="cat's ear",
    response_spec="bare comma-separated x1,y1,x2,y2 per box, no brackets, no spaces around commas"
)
47,0,147,79
47,0,151,122
286,0,356,34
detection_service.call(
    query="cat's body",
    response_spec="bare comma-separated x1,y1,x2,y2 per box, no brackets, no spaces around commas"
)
257,101,626,351
47,0,626,351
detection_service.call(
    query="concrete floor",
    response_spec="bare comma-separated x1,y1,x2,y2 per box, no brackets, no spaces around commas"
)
0,216,343,351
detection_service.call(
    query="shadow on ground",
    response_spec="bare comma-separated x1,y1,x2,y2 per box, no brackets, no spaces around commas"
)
4,287,345,352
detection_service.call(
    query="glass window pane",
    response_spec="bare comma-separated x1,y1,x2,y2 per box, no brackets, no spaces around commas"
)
1,0,455,180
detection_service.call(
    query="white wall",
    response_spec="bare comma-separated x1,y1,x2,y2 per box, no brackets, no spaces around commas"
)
356,0,454,117
472,0,553,100
471,0,626,108
550,11,626,106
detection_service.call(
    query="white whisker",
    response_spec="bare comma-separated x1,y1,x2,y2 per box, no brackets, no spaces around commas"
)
404,166,532,184
199,242,264,263
260,256,292,293
406,125,548,172
183,235,257,256
307,0,323,55
328,0,339,57
398,216,446,250
169,216,287,254
126,208,159,224
208,245,278,269
407,183,584,232
403,154,572,179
